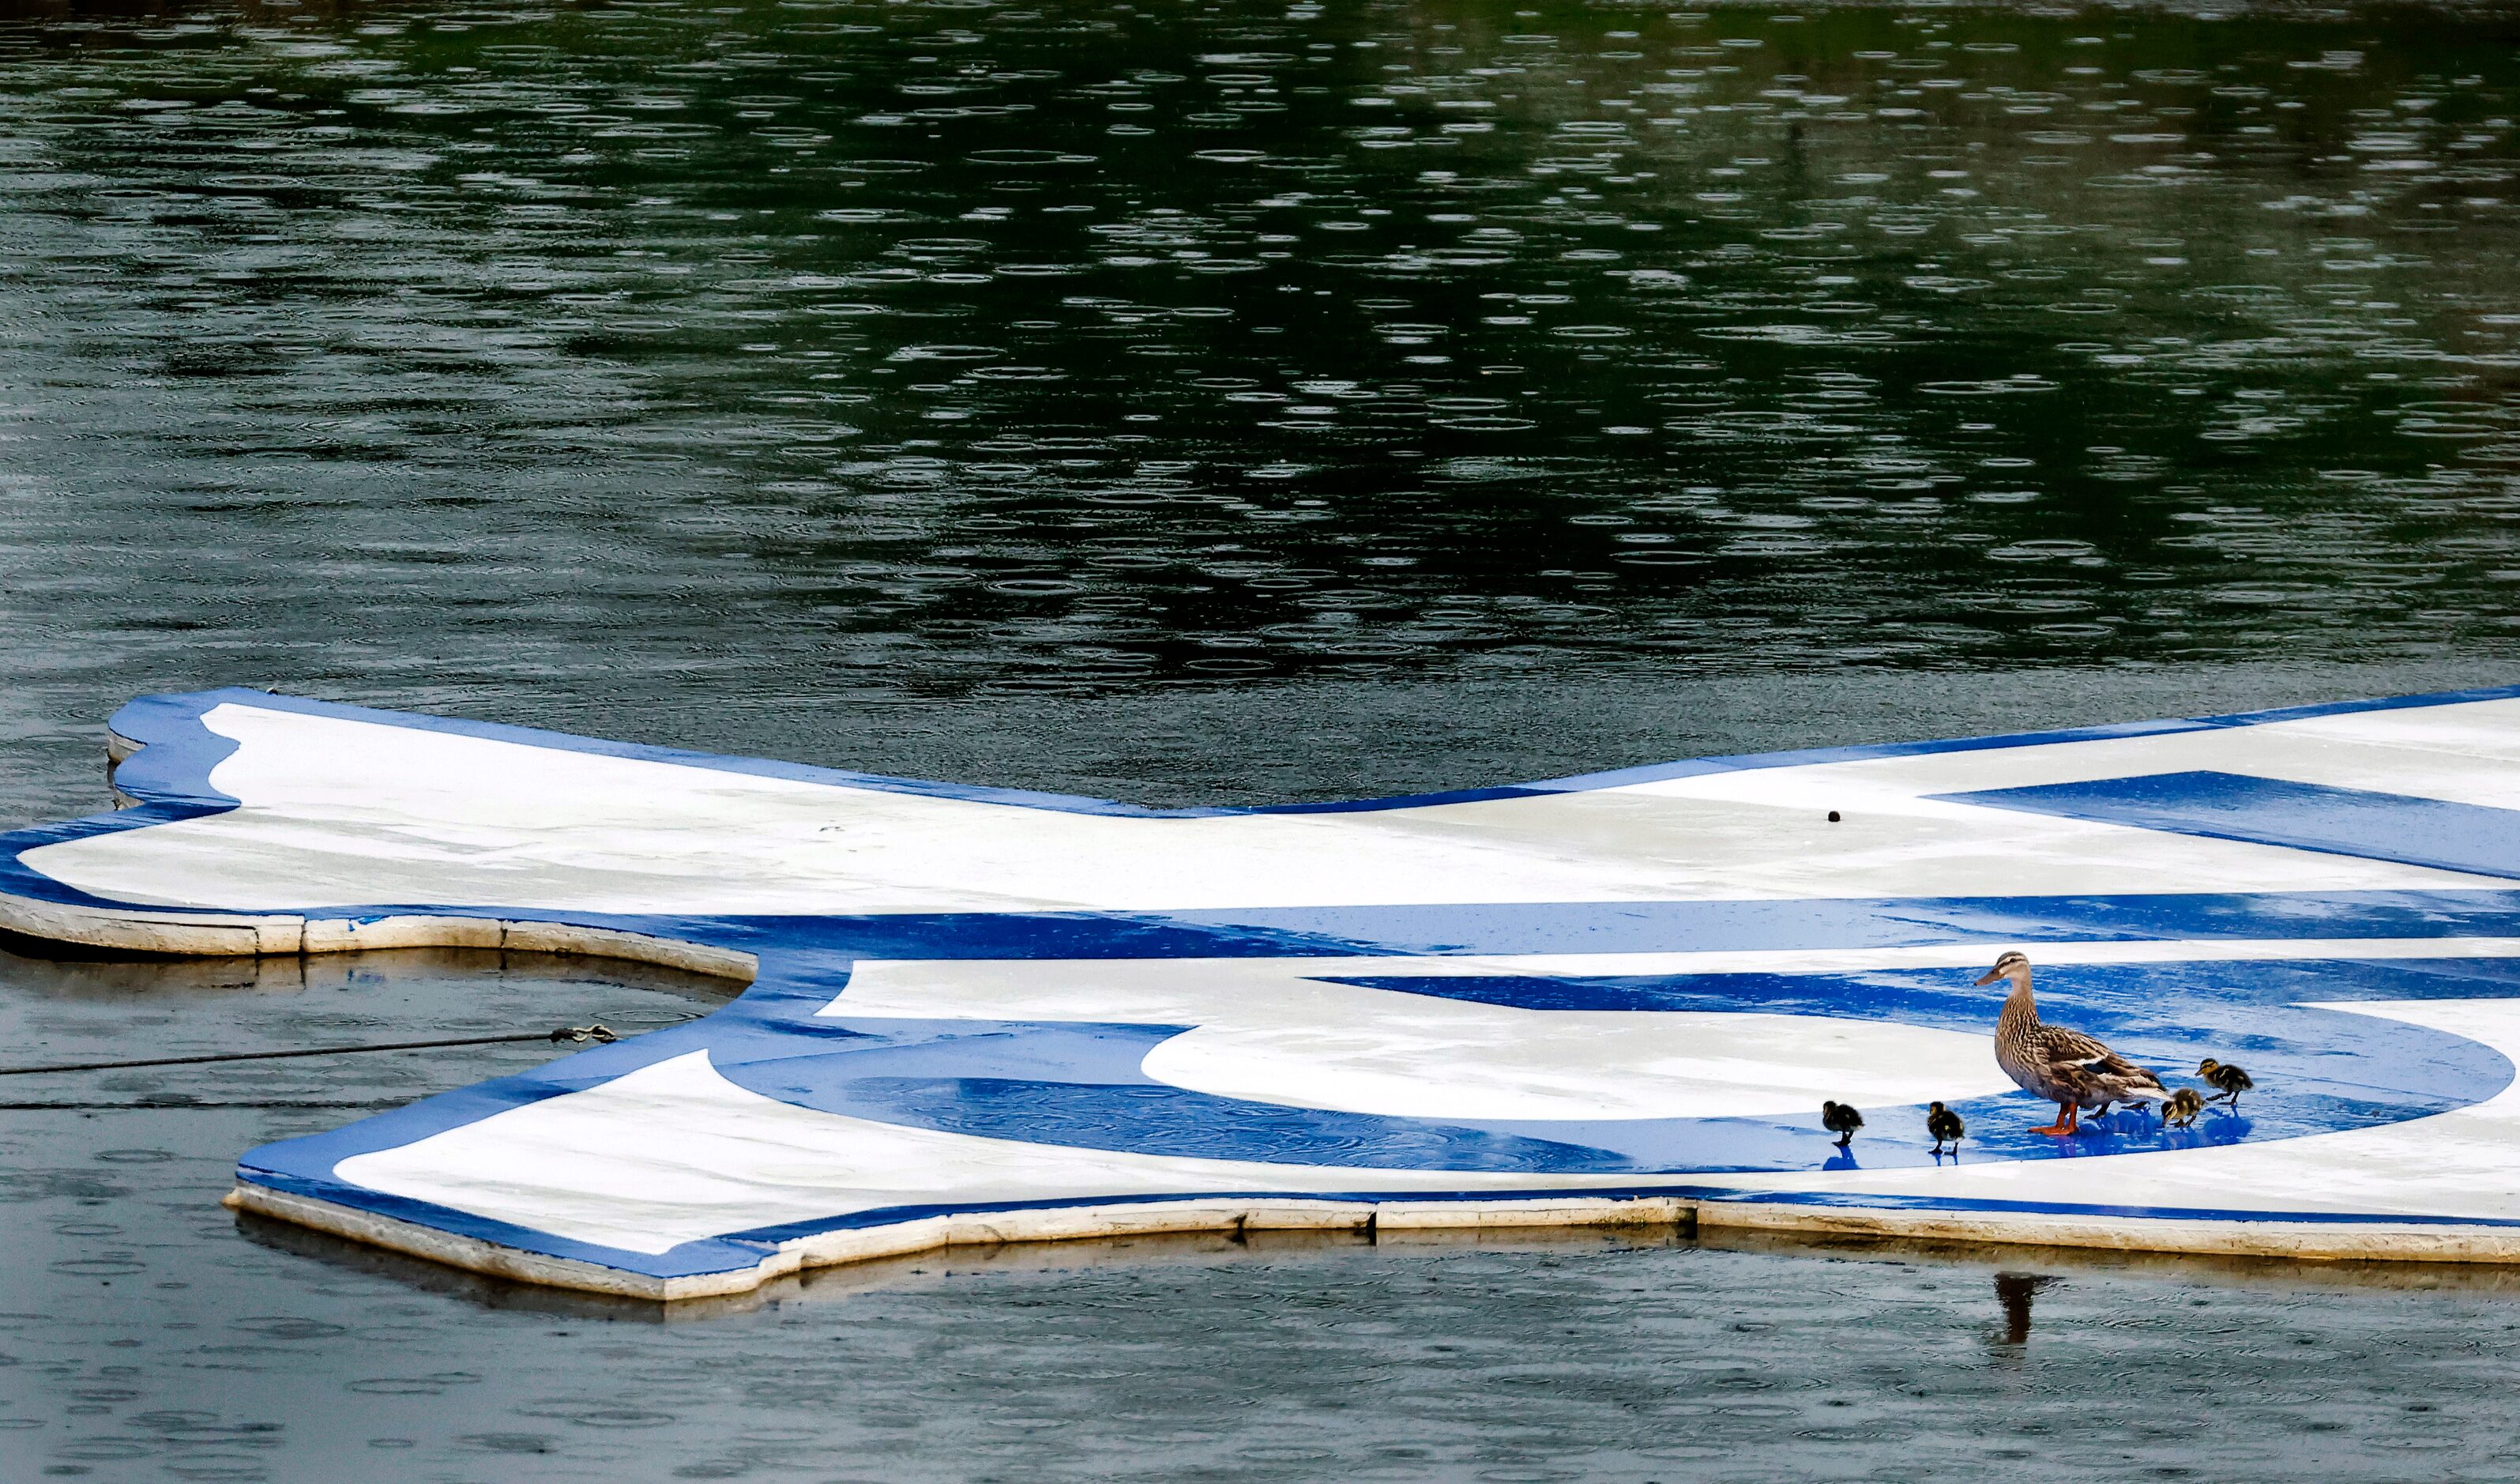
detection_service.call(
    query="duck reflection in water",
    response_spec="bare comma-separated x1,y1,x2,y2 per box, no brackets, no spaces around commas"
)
1992,1271,2060,1350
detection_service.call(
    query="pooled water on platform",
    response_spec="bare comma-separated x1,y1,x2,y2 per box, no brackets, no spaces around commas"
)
4,0,2520,1476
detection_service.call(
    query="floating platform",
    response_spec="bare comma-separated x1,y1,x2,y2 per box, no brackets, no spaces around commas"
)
13,687,2520,1298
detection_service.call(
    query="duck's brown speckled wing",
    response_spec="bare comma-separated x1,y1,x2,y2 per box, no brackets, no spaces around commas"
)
2035,1025,2166,1096
2036,1024,2124,1070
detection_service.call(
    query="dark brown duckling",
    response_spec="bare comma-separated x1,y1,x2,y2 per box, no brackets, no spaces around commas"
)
2161,1087,2204,1128
1926,1101,1965,1155
1822,1100,1864,1149
2197,1058,2254,1109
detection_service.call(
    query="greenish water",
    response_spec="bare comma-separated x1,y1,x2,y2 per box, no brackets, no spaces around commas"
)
3,0,2519,724
4,0,2520,1478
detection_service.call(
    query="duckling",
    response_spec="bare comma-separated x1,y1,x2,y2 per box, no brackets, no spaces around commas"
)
2161,1087,2204,1129
2197,1058,2254,1109
1979,952,2168,1135
1926,1101,1965,1155
1822,1100,1864,1148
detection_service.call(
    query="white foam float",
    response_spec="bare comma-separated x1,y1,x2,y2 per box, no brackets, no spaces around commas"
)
13,685,2520,1298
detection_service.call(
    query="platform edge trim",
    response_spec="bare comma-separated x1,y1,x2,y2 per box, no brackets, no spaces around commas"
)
0,891,758,982
230,1181,2520,1299
1691,1199,2520,1262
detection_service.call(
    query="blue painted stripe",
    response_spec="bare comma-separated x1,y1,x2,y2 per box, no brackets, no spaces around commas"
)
1522,683,2520,793
13,887,2514,966
1164,891,2520,956
1943,771,2520,882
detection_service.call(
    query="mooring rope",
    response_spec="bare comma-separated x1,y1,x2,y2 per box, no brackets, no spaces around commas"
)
0,1024,621,1078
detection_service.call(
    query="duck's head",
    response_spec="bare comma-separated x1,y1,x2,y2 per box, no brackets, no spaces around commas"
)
1974,951,2032,987
2198,1057,2223,1077
1928,1100,1948,1114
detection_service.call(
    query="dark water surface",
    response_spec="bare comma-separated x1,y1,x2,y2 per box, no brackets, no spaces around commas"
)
6,0,2520,1477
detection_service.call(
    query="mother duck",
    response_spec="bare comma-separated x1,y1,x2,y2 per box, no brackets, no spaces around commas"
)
1978,951,2168,1135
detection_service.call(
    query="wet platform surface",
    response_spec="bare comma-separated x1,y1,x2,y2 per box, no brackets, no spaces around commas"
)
19,684,2520,1293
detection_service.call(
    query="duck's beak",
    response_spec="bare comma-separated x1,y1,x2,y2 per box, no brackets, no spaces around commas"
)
1973,968,2003,985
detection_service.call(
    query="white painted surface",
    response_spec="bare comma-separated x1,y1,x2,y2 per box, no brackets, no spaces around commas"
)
1138,1005,2012,1122
819,943,2520,1122
330,1050,1666,1255
21,700,2512,915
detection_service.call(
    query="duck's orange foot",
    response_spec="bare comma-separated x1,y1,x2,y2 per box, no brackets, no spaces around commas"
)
2029,1104,2082,1136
